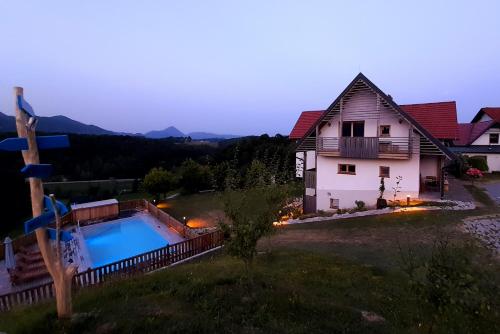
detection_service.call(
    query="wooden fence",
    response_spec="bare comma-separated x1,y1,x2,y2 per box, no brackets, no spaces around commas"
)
0,230,224,312
145,201,198,238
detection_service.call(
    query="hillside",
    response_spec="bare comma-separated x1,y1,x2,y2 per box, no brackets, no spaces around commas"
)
0,112,118,135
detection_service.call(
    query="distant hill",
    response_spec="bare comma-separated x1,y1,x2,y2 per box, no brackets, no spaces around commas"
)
0,111,241,139
0,111,133,136
187,132,240,140
144,126,185,139
145,127,240,140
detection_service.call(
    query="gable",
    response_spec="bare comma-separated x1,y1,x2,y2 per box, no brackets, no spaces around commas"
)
472,107,500,123
295,73,455,159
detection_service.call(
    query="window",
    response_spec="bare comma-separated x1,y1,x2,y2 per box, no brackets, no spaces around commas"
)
341,121,364,137
489,133,499,144
380,125,391,137
379,166,390,177
330,198,339,209
338,164,356,175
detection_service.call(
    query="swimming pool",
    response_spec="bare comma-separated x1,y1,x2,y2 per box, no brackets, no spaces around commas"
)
80,213,184,268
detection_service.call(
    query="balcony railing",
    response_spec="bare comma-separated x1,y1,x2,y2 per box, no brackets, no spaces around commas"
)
317,136,412,159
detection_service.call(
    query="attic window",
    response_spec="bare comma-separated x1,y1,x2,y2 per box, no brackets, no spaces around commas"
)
489,133,499,144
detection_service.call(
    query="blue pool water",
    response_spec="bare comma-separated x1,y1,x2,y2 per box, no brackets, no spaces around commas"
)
81,215,169,267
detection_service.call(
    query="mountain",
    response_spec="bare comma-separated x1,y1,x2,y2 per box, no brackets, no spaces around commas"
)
144,127,240,140
187,132,240,140
0,111,241,139
0,112,120,135
144,126,185,138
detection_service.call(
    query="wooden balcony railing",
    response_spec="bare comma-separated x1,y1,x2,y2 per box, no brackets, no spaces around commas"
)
317,136,412,159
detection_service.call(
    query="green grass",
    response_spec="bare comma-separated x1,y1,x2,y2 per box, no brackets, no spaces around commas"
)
2,179,499,332
1,209,499,333
161,192,225,227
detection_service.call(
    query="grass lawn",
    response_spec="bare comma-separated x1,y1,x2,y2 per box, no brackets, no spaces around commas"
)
160,192,225,228
1,208,499,333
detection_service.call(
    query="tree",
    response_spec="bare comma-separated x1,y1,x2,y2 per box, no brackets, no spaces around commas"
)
244,159,270,188
219,185,289,282
179,159,213,193
143,167,175,200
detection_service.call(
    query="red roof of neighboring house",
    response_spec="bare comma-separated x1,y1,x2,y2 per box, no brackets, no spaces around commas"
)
289,111,324,139
400,101,459,140
472,107,500,123
455,121,495,146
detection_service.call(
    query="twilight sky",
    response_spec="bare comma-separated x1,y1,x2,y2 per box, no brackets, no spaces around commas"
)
0,1,499,136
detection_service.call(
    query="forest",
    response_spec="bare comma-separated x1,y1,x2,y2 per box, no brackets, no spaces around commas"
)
0,132,296,236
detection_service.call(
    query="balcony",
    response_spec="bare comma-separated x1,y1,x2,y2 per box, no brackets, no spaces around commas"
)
317,136,412,159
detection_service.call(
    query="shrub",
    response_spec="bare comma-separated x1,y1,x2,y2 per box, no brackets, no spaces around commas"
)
467,156,488,171
399,238,499,333
354,200,366,211
179,159,213,193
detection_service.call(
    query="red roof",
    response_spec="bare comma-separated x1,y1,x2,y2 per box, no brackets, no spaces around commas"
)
289,111,324,139
479,107,500,123
400,101,459,140
455,121,495,146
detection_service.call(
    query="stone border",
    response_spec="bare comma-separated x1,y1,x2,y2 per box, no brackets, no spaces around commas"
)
462,214,500,254
284,200,475,225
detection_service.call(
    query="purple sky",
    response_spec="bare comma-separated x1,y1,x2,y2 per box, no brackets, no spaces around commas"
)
0,1,499,135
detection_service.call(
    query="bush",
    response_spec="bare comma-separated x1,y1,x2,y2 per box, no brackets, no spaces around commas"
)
400,237,499,333
467,156,488,172
354,200,366,211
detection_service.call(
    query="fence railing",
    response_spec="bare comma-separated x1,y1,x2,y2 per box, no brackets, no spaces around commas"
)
317,136,412,159
0,230,224,312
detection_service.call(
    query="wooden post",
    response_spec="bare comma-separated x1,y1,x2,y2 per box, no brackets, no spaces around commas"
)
14,87,76,318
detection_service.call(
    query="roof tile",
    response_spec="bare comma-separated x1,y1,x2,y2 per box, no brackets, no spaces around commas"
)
289,111,324,139
400,101,458,140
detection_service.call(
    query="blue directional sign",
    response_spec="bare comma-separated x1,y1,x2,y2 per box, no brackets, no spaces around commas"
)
17,95,36,117
24,211,55,234
0,138,28,151
43,195,69,215
21,164,53,178
37,135,70,150
47,228,73,242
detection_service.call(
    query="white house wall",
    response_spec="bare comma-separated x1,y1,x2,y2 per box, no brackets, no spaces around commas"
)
478,114,492,122
316,154,420,210
471,128,500,145
466,153,500,172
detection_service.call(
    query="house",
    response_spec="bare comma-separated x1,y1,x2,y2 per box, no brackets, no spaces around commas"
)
290,73,455,212
452,107,500,172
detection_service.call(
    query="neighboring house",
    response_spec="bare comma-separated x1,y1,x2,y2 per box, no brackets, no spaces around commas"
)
290,73,455,213
452,107,500,172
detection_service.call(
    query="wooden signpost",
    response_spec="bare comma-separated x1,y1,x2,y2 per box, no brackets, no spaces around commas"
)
11,87,76,318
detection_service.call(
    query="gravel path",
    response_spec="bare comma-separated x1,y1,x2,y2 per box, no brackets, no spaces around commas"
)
463,215,500,253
